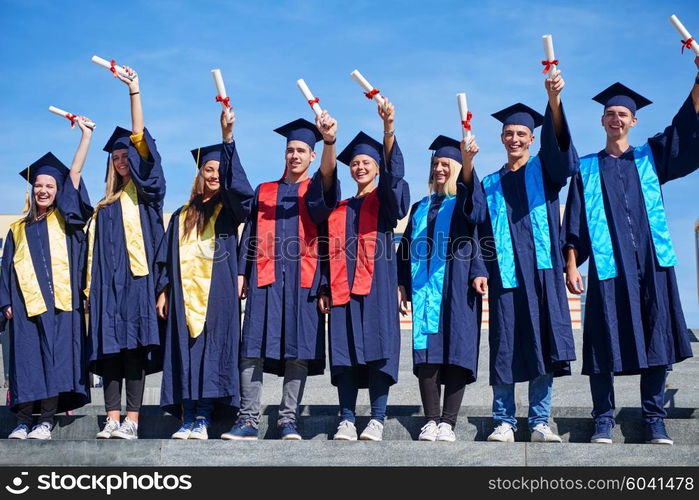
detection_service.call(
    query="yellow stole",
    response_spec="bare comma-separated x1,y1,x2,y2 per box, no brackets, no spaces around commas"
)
178,202,222,338
10,210,71,317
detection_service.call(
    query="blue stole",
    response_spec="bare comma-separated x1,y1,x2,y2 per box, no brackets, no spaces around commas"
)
410,194,456,350
579,143,677,280
482,155,552,289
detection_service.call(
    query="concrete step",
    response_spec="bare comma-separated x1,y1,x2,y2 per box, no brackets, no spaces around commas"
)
2,406,697,444
0,440,695,467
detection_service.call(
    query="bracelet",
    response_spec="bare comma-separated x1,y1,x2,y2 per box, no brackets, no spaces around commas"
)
384,130,395,136
323,138,336,145
223,136,234,144
129,91,140,96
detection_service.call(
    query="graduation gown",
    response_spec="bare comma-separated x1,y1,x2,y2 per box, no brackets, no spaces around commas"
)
86,128,166,375
157,141,254,415
562,94,697,376
397,173,486,384
0,178,93,413
324,142,410,387
474,104,578,386
238,168,340,376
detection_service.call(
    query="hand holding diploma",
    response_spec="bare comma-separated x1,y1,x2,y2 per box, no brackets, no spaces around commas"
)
49,106,95,129
91,55,134,81
669,14,699,56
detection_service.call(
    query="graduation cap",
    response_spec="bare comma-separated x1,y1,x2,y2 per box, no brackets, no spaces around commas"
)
592,82,652,115
337,131,383,166
274,118,323,150
428,135,462,163
491,103,544,132
19,152,69,212
103,126,132,153
190,144,222,169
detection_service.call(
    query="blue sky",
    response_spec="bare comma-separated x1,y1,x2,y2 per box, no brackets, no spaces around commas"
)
0,0,697,326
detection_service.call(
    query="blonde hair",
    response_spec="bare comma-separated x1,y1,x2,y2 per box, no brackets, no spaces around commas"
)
428,157,461,196
94,156,127,211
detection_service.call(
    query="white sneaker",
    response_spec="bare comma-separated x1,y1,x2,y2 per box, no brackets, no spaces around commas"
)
171,422,194,440
359,419,384,441
9,424,29,440
418,420,438,441
436,422,456,442
111,417,139,440
333,420,358,441
530,423,562,443
487,422,515,442
189,419,209,440
27,423,52,440
96,417,121,439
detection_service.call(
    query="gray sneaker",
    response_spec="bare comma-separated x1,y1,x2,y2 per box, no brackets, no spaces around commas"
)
27,423,52,440
418,420,438,441
530,423,562,443
96,417,121,439
333,420,358,441
359,419,384,441
9,424,29,440
436,422,456,442
111,417,139,440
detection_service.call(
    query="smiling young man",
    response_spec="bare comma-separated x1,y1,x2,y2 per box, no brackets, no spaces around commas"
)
562,57,699,445
471,70,578,443
222,113,340,440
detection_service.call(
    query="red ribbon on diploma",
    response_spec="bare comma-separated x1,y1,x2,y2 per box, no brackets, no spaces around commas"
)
461,111,473,131
681,37,694,54
65,113,77,128
109,59,118,77
215,95,232,108
308,97,320,107
541,59,559,74
364,88,380,99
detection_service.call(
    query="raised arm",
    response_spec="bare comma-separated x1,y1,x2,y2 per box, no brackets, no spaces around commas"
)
316,110,337,193
115,65,143,135
220,110,254,224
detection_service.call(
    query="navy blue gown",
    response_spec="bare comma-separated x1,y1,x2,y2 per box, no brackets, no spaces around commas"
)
86,128,166,375
473,104,578,385
561,95,697,375
0,178,93,413
397,173,486,384
157,141,254,416
238,168,340,376
325,142,410,386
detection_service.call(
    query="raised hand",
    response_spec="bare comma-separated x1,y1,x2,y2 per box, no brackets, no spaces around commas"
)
316,110,337,143
221,109,235,141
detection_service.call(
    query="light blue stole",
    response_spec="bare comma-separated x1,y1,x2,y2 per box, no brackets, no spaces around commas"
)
579,142,677,280
410,194,456,350
482,155,552,289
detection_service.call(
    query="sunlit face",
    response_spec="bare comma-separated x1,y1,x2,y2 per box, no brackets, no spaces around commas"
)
501,124,535,159
111,148,129,177
350,154,379,188
601,105,637,140
431,157,451,189
33,174,58,210
201,160,220,196
285,140,316,176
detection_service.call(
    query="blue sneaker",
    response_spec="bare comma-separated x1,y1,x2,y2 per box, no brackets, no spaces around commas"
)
645,418,673,445
171,421,195,440
590,419,614,444
279,421,302,440
221,419,258,441
189,418,209,440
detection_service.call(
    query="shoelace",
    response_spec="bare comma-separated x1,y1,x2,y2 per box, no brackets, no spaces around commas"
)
421,422,437,432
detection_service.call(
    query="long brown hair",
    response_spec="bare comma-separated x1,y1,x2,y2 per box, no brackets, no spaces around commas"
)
24,182,59,225
183,169,221,239
94,156,127,211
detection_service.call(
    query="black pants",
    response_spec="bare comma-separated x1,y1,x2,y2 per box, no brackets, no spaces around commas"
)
16,396,59,427
102,348,147,412
417,364,469,428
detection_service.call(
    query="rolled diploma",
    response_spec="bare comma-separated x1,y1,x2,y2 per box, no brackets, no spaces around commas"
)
350,69,385,107
91,55,133,80
49,106,95,129
456,93,472,141
669,14,699,55
296,79,322,117
211,69,232,112
542,34,557,77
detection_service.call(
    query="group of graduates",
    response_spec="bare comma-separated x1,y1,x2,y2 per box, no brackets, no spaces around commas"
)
1,54,697,446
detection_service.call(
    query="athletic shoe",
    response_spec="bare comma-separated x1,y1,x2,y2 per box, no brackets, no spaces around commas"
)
333,420,358,441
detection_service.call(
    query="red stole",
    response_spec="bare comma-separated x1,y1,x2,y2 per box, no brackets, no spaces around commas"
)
327,189,380,305
256,179,318,288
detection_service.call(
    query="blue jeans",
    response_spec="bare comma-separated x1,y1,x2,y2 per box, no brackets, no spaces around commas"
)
182,398,214,423
492,373,553,431
336,366,391,423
